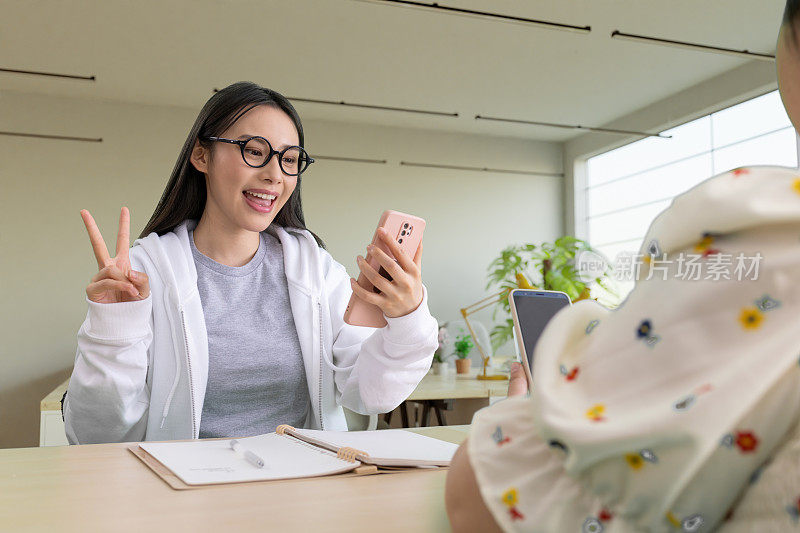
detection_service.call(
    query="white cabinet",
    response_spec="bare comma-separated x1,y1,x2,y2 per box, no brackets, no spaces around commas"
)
40,411,68,446
40,379,69,446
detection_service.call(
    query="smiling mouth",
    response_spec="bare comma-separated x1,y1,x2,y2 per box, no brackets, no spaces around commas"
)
243,191,276,212
244,190,275,202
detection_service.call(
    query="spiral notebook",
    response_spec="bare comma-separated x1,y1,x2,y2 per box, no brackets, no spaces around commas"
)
134,425,459,488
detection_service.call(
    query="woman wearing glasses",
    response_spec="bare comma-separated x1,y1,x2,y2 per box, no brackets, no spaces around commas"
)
64,82,438,444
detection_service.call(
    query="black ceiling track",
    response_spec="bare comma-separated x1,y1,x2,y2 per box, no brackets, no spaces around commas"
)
211,89,458,117
611,30,775,61
0,68,96,81
287,97,458,118
400,161,563,177
314,155,388,164
355,0,590,33
0,131,102,142
474,114,671,138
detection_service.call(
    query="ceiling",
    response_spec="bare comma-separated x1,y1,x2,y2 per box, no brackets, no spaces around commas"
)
0,0,787,142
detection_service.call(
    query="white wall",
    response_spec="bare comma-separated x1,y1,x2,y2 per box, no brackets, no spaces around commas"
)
0,90,563,448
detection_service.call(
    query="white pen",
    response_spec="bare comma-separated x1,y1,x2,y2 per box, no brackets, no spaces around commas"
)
229,439,265,469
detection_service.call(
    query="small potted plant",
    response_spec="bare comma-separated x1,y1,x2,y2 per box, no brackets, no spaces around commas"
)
432,324,450,375
453,332,474,374
485,236,620,353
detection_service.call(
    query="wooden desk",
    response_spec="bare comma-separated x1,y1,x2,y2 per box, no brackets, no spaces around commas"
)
1,425,469,532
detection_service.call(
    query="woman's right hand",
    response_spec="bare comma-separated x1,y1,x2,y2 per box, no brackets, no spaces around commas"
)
80,207,150,304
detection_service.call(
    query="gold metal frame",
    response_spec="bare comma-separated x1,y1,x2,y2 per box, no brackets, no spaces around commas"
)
460,289,510,381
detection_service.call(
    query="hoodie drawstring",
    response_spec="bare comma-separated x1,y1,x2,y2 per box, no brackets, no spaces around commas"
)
160,292,183,430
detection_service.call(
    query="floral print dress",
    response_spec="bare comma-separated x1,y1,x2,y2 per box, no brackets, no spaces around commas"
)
468,167,800,532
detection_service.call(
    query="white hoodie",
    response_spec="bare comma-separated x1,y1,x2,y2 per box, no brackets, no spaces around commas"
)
64,219,438,444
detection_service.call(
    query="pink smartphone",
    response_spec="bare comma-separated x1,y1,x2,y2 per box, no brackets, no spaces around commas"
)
344,210,426,328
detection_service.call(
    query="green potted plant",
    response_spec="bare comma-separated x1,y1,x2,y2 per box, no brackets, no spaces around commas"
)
485,236,619,353
432,323,450,375
453,332,474,374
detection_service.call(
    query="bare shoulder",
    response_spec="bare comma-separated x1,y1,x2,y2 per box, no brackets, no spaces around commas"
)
445,439,504,533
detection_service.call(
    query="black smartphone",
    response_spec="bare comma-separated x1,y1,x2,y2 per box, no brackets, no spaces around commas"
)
508,289,571,385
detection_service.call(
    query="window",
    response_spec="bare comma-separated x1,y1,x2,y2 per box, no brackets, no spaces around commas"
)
585,90,797,269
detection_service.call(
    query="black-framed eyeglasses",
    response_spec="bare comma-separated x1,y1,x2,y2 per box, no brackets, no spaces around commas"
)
205,136,314,176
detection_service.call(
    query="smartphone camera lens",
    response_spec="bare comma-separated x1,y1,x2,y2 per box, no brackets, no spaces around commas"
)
398,238,403,244
403,223,409,229
401,230,406,236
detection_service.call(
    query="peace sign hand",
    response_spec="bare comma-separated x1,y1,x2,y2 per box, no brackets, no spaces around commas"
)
80,207,150,304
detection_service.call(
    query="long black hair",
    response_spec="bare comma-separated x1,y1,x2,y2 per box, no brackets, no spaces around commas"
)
139,81,325,248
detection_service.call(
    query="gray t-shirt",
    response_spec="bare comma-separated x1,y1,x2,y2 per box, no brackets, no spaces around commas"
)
190,230,310,438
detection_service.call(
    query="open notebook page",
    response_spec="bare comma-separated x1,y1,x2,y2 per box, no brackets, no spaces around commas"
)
292,428,459,467
139,433,358,486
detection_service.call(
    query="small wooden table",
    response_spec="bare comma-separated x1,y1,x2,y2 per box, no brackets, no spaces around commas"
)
389,368,509,427
0,425,469,532
408,369,510,401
